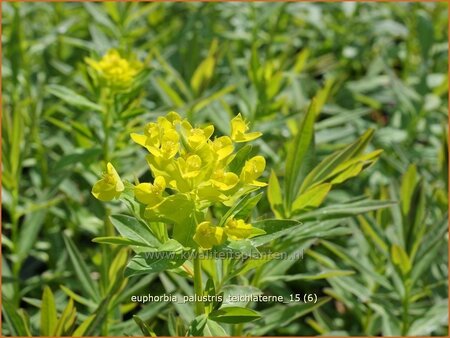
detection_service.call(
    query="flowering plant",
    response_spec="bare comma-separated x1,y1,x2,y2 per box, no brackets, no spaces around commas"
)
92,112,267,250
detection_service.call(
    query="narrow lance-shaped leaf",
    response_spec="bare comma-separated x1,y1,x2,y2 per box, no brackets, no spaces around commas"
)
267,170,283,218
284,99,317,212
300,128,375,193
40,286,57,336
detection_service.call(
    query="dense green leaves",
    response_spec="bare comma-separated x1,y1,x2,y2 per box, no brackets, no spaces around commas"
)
209,307,261,324
1,2,447,337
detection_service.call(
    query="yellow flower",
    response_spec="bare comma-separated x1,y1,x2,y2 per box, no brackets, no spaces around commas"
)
224,218,253,240
181,121,215,151
230,114,262,143
193,221,226,249
92,163,124,201
179,154,202,179
86,49,142,89
210,169,239,191
211,136,234,161
240,156,267,187
131,126,179,159
134,176,166,207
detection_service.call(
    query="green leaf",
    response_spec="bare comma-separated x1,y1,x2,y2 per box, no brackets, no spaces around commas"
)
40,286,57,336
417,11,434,60
133,315,157,336
262,269,355,283
54,148,102,170
391,244,411,275
72,315,95,337
325,150,382,185
46,84,103,112
191,85,235,113
228,144,252,174
203,319,228,336
17,210,46,263
209,306,261,324
191,39,218,96
291,183,331,213
357,215,388,254
401,164,418,216
297,199,396,221
314,77,334,115
408,300,448,335
300,128,375,192
187,314,208,336
63,234,101,301
220,285,263,308
284,99,317,209
321,240,391,289
54,298,76,336
83,295,113,336
406,180,426,255
110,214,160,248
250,219,302,247
220,192,263,226
2,296,31,336
251,298,330,336
267,170,283,217
154,76,185,107
92,236,153,247
125,251,186,277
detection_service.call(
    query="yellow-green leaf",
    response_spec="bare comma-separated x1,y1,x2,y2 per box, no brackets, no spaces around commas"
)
40,286,57,336
54,298,76,336
401,164,417,216
268,170,283,217
191,39,218,95
292,183,332,213
391,244,412,275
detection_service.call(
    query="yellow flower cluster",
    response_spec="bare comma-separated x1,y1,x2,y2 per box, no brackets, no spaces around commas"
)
86,49,142,89
92,112,266,249
130,112,266,207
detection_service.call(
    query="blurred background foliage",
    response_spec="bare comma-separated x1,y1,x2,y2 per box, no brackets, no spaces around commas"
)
2,2,448,336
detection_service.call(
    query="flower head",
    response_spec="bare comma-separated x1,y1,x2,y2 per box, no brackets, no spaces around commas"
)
92,163,124,201
86,49,142,89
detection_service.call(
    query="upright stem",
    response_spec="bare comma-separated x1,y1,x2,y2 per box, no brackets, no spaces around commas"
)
193,252,204,315
401,283,410,335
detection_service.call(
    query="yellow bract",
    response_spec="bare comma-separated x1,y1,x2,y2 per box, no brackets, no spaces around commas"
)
92,163,124,201
193,221,226,249
224,218,253,240
86,49,142,89
230,114,262,143
240,156,267,187
134,176,166,208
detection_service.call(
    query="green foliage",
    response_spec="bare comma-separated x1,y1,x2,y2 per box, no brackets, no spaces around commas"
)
2,2,447,337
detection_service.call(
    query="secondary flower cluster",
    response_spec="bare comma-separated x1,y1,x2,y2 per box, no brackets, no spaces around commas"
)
92,112,267,249
85,49,142,89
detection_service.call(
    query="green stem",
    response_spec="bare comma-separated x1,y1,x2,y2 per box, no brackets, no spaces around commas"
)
401,283,410,335
193,252,204,315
